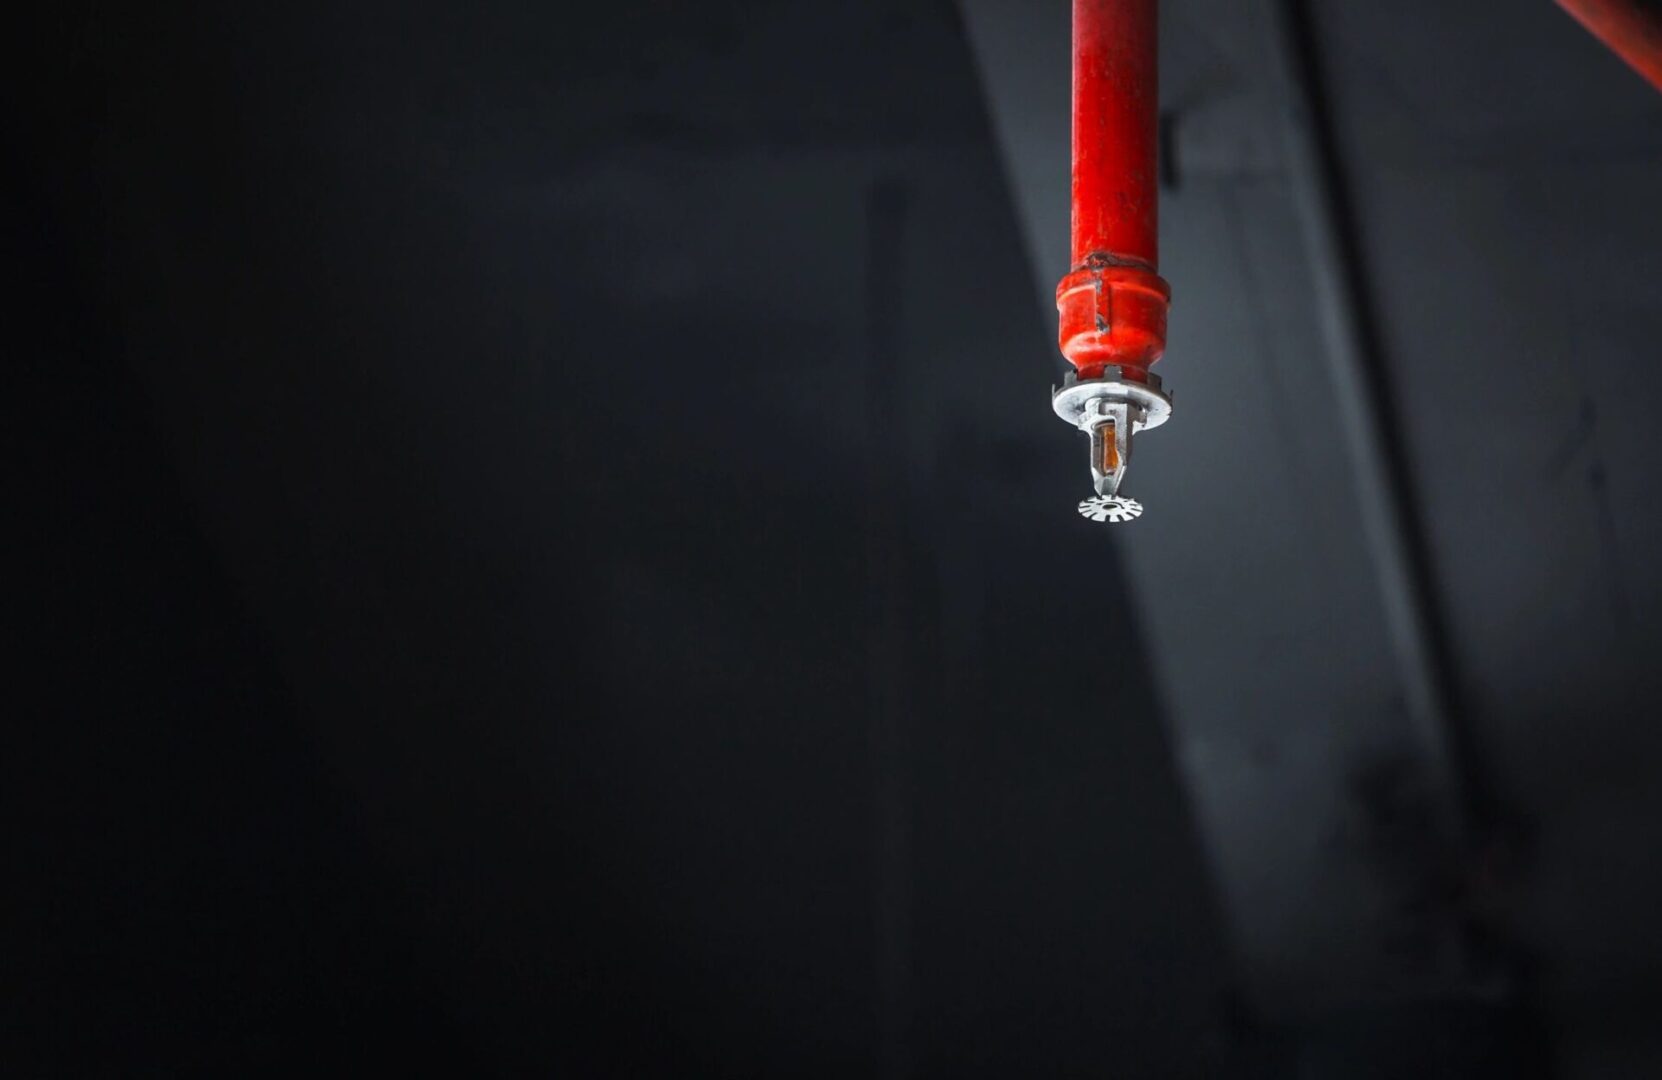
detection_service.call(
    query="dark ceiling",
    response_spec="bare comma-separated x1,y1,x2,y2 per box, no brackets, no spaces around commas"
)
963,1,1662,1068
7,1,1662,1077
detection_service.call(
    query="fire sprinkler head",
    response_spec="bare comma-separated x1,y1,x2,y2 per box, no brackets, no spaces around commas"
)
1052,366,1172,507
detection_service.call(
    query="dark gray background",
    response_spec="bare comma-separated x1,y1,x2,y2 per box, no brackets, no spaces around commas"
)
6,2,1660,1076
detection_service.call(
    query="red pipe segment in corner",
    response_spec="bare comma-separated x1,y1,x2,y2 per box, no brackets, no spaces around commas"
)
1056,0,1169,384
1555,0,1662,94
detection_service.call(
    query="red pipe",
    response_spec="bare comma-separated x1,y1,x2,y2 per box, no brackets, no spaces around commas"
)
1070,0,1159,267
1056,0,1169,384
1556,0,1662,94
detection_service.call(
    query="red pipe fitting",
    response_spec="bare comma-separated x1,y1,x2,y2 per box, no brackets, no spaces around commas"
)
1057,0,1169,384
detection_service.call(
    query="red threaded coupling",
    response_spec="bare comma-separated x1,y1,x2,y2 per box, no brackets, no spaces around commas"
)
1056,256,1170,383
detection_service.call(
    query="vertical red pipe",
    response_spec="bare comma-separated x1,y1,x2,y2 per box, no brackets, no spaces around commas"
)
1057,0,1169,383
1555,0,1662,94
1070,0,1159,268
